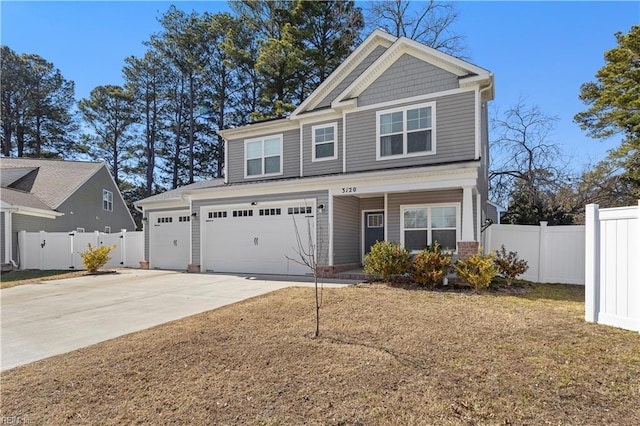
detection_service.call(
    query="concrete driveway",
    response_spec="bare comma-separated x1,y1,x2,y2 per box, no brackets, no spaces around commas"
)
1,269,355,371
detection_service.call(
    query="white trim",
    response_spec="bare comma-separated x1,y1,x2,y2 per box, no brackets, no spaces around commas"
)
461,186,474,241
355,86,473,113
399,203,461,253
224,138,229,184
3,211,12,263
342,110,347,173
218,117,296,140
290,30,397,118
383,193,388,241
199,198,317,273
475,87,481,160
148,209,190,270
362,209,385,263
328,190,335,266
332,37,491,107
243,134,284,179
311,122,338,162
1,206,64,219
476,193,481,242
299,124,304,177
376,101,436,161
103,189,114,212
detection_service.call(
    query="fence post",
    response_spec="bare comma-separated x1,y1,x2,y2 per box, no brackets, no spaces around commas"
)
538,221,548,283
39,230,46,270
120,229,127,266
585,204,600,323
18,230,26,270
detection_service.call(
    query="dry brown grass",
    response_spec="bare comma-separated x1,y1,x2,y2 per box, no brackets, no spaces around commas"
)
1,283,639,425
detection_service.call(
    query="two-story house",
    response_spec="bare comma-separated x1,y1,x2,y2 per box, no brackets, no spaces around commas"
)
134,30,495,275
1,158,136,268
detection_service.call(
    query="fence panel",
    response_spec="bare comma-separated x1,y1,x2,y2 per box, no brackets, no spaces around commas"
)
586,202,640,332
19,230,143,271
484,222,584,284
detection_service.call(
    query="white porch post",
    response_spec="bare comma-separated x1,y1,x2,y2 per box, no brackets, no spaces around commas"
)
461,186,474,242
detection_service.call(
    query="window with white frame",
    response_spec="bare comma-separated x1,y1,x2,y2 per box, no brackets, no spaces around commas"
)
377,102,435,159
245,134,283,178
401,204,458,252
103,189,113,211
312,123,337,161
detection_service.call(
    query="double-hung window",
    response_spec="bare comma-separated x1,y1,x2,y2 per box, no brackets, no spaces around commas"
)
245,134,283,178
103,189,113,212
401,204,459,252
377,102,435,159
312,122,337,161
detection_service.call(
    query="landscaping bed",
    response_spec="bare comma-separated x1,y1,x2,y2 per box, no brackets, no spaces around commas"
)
1,283,638,424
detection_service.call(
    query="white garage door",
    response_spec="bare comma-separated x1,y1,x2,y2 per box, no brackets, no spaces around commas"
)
202,202,315,275
149,210,191,270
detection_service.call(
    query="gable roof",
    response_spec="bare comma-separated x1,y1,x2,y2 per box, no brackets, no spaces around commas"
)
291,29,493,118
0,158,104,209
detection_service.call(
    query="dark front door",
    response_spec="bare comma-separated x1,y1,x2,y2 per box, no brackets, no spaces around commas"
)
364,211,384,256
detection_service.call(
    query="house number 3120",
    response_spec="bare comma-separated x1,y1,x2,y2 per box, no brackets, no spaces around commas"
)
341,187,357,193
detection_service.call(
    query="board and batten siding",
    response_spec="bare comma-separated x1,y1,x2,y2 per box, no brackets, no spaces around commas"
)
386,189,465,244
226,128,300,184
332,196,361,265
358,54,460,107
345,91,476,173
315,45,388,110
192,190,329,266
302,119,343,177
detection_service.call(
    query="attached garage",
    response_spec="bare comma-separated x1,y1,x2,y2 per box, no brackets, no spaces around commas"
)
149,210,191,270
201,201,315,275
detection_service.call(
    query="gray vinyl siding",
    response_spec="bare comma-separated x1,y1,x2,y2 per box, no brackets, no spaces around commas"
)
227,128,300,184
358,54,460,107
359,197,384,211
56,167,136,233
302,119,343,177
386,189,463,244
142,206,189,261
316,45,388,109
0,212,4,262
332,196,360,265
192,190,329,266
346,91,476,173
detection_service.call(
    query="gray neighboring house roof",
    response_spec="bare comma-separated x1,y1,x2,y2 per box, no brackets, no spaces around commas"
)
1,158,104,210
135,179,226,206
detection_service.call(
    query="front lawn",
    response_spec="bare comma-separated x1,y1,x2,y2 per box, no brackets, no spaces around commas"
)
0,270,87,289
1,283,638,424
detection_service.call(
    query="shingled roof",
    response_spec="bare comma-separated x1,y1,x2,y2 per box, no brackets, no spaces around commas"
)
0,158,104,210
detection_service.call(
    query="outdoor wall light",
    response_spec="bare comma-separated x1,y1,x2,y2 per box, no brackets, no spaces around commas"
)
191,212,198,217
251,201,258,206
142,217,148,222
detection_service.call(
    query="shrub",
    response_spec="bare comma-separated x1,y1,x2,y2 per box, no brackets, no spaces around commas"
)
80,243,115,273
411,242,452,288
453,249,497,291
494,245,529,285
364,241,411,282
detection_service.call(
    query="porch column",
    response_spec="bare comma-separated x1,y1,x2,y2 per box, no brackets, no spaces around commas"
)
461,186,474,242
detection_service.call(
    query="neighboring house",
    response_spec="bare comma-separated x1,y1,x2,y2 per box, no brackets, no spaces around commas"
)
1,158,136,268
135,30,495,275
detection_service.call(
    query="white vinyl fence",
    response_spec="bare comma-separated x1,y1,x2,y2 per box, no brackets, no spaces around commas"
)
18,230,143,271
585,202,640,333
483,222,585,284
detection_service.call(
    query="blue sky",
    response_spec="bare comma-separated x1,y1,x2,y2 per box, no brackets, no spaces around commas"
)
1,1,638,169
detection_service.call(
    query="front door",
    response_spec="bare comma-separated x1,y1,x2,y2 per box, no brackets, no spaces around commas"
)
364,211,384,256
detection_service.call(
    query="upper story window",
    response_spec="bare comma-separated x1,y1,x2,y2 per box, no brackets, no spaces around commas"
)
245,134,283,178
377,102,435,160
103,189,113,211
312,122,337,162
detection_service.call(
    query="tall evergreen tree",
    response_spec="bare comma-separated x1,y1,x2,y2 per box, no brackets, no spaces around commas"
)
78,85,138,187
1,46,77,158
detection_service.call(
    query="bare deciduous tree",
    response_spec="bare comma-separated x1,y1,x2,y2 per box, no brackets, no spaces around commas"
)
367,0,466,56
